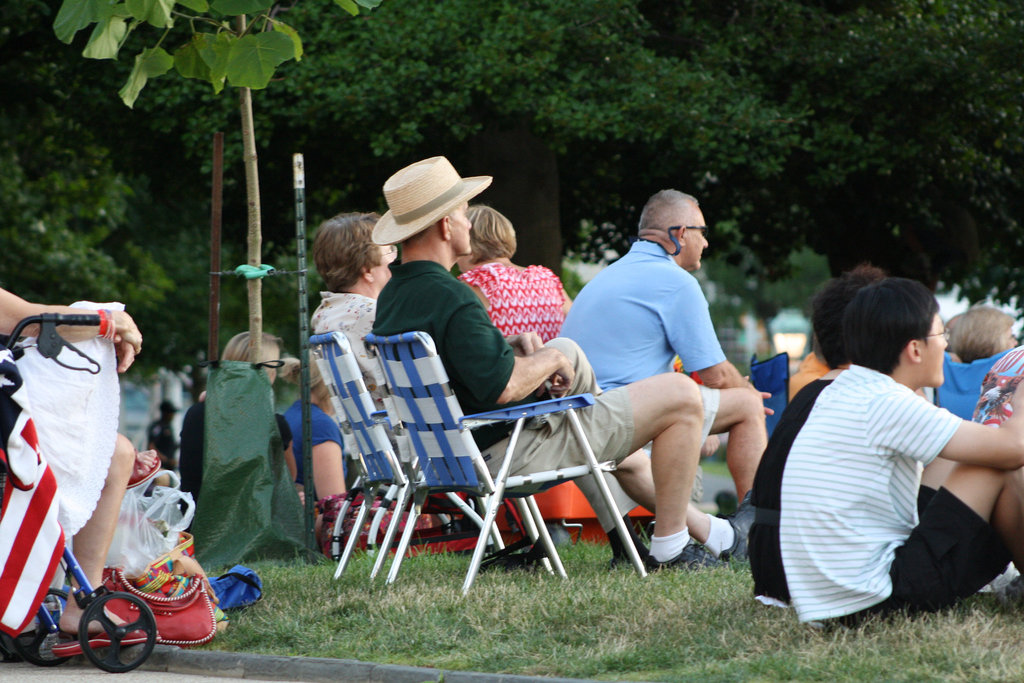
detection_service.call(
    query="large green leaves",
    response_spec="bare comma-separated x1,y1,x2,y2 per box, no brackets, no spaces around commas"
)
125,0,174,28
81,11,128,59
119,46,174,107
53,0,104,43
225,31,294,89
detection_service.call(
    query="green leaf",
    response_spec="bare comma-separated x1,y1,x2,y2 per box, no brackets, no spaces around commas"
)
82,14,128,60
333,0,359,17
125,0,174,28
173,38,211,81
196,31,233,93
355,0,382,8
118,46,174,108
54,0,105,43
272,20,302,62
211,0,274,15
176,0,209,11
225,31,294,89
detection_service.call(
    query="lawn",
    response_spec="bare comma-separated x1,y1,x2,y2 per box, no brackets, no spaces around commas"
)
204,543,1024,682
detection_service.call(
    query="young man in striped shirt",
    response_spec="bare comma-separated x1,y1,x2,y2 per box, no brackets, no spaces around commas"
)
778,277,1024,624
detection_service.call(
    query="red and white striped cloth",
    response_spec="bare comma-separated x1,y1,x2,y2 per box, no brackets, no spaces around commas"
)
0,348,64,636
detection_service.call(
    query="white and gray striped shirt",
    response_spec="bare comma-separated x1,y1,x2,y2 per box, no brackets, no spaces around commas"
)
780,365,961,622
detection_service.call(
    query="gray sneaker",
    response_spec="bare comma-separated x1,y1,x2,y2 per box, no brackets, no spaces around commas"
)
719,490,753,562
646,542,723,571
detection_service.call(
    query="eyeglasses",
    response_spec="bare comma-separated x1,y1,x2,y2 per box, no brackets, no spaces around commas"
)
383,245,399,263
925,329,950,343
667,225,709,240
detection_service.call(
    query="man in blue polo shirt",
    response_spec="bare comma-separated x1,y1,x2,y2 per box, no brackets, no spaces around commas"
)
563,189,767,537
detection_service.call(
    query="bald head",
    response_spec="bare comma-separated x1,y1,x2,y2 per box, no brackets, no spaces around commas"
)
638,189,700,237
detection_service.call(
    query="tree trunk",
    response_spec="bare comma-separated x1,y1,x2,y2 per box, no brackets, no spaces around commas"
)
465,125,561,275
238,15,262,362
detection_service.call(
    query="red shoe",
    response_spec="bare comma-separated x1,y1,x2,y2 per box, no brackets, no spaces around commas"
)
127,451,161,489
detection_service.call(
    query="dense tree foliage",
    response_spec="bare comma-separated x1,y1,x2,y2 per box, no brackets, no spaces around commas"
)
2,0,1022,376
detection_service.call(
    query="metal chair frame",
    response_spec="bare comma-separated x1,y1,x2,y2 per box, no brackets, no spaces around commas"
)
365,330,646,594
309,332,411,580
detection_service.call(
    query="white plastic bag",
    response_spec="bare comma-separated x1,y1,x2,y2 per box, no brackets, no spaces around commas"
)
106,471,196,576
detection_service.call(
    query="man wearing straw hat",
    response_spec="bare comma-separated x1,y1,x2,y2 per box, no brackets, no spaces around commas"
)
371,156,717,570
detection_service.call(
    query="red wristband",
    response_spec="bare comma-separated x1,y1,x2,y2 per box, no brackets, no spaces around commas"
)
97,310,116,341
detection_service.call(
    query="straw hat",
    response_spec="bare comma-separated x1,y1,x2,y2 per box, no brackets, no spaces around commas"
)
372,156,492,245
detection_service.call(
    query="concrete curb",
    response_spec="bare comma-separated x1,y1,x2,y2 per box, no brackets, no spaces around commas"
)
137,645,617,683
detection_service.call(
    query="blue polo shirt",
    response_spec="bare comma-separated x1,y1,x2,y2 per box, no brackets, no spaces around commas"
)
561,240,725,389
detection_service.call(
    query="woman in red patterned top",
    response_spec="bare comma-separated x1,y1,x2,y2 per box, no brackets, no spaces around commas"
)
456,205,572,342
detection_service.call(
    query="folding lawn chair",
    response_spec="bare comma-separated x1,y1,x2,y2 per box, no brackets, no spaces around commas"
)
751,352,789,437
365,331,647,594
310,332,411,580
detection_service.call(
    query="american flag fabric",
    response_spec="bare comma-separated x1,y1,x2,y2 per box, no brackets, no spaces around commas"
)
0,348,64,636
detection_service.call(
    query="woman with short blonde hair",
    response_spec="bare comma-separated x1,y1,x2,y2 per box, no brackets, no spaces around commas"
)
457,205,571,342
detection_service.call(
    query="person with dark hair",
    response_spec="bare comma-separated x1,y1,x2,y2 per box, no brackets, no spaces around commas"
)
772,277,1024,624
789,264,889,398
750,263,885,605
147,400,179,470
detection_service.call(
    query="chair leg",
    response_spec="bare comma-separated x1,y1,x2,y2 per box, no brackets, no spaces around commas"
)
385,488,426,585
462,421,525,595
524,495,565,577
566,409,648,578
367,483,399,550
329,486,359,561
371,481,411,580
444,491,486,530
334,488,375,580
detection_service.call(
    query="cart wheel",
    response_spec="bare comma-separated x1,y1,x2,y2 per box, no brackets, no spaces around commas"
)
78,591,157,673
11,589,70,667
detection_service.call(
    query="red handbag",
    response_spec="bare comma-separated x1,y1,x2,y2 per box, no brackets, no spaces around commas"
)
104,567,218,646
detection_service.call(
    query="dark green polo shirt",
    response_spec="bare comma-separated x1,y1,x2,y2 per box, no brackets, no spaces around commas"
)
373,260,524,449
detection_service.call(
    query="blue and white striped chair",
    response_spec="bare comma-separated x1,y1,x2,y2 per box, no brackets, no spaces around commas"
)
309,332,410,580
364,331,646,594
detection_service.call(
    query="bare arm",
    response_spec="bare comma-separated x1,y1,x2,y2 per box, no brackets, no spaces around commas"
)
311,440,346,498
496,347,574,404
696,360,748,390
0,287,142,372
941,384,1024,470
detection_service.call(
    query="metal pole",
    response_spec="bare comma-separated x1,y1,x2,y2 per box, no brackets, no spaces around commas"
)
208,132,224,362
293,153,316,553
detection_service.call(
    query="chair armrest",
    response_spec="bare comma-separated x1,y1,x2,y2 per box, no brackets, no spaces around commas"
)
370,410,391,427
460,393,595,429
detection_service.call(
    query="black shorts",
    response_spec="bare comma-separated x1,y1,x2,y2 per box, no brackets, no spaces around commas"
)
842,486,1010,624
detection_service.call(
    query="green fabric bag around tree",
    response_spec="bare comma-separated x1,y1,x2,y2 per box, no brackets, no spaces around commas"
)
191,360,309,569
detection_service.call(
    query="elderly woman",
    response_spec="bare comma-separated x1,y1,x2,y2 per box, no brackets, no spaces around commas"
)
456,205,571,342
310,212,394,403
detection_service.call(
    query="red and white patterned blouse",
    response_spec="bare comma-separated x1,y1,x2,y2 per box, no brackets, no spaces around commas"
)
458,262,567,342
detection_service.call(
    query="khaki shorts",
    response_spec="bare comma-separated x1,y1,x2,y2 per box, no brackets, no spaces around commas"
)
481,385,635,478
698,384,720,442
480,338,636,478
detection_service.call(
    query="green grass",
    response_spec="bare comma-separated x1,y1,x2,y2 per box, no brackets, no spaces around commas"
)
203,544,1024,682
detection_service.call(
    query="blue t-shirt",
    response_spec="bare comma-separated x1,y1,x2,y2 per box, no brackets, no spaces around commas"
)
561,241,726,389
283,400,344,487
